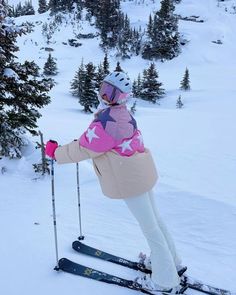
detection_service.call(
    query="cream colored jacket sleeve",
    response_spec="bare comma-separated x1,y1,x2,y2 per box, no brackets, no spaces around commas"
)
55,140,103,164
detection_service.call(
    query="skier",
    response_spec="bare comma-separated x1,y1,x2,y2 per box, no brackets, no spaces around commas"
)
45,71,184,294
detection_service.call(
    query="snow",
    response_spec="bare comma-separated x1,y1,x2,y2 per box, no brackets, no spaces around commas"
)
1,1,236,295
3,67,19,80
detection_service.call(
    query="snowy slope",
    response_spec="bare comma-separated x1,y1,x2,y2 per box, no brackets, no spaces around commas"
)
1,1,236,295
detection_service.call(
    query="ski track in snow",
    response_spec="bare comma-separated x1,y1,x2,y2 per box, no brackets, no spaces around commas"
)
1,0,236,294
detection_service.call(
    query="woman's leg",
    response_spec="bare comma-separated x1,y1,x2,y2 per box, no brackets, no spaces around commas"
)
124,192,180,289
148,190,182,267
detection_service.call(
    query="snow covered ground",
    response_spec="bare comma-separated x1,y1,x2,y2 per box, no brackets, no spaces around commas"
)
1,0,236,294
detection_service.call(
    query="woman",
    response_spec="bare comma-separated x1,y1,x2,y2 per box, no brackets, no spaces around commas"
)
45,71,184,293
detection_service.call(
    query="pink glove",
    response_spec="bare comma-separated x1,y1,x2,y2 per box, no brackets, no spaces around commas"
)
45,140,58,159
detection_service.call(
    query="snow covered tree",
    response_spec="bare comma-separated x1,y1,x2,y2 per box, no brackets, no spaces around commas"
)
137,73,142,96
117,14,132,59
176,95,184,108
132,73,142,98
49,0,80,14
13,1,35,16
43,53,58,75
130,27,143,56
22,0,35,15
180,68,190,90
14,2,23,17
142,0,180,60
6,4,15,17
85,0,134,52
0,5,52,158
95,0,122,48
38,0,48,14
42,22,55,44
140,63,165,103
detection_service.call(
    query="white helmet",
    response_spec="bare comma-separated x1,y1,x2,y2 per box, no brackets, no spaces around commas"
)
99,71,132,105
103,71,132,94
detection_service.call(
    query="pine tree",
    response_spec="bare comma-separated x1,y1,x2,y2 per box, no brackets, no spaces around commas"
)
7,4,15,17
71,61,98,112
71,59,86,98
132,79,138,97
80,62,98,113
117,13,132,59
142,0,180,60
42,22,55,44
132,74,143,98
180,68,190,90
84,0,98,16
22,0,35,16
95,63,107,90
136,73,142,97
43,53,58,75
0,5,52,158
95,63,104,90
133,73,141,96
49,0,78,14
115,61,123,72
130,28,142,56
147,14,153,40
96,0,122,48
38,0,48,14
85,0,129,50
176,95,184,108
103,53,110,76
15,2,23,17
140,63,165,103
48,0,57,13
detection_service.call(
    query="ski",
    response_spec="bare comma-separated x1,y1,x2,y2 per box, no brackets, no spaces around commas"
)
58,257,187,294
181,276,232,295
72,240,151,274
72,241,186,276
72,241,232,295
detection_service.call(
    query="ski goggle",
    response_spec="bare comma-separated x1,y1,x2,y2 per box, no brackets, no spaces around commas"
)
99,82,129,104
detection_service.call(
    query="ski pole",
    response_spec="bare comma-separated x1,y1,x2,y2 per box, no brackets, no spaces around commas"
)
76,162,85,240
50,159,60,270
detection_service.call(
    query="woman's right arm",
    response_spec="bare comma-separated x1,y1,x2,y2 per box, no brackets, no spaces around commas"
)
55,139,103,164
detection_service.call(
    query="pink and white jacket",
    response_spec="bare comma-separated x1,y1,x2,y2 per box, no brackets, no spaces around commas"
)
55,104,158,199
80,105,145,156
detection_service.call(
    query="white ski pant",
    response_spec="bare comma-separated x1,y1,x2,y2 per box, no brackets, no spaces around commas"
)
124,191,181,288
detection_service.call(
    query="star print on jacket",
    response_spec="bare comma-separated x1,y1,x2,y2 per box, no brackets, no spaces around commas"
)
86,126,99,143
79,105,145,157
94,108,116,129
118,139,133,153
